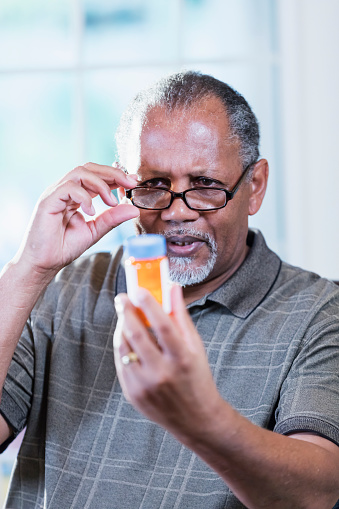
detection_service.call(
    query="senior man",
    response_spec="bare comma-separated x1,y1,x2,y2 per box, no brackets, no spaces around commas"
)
0,71,338,509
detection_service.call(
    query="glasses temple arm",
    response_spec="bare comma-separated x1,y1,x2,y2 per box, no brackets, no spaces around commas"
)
228,163,254,198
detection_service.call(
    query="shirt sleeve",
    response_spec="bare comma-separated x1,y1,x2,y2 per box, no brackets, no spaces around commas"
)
0,271,60,453
0,317,35,451
0,250,120,454
274,293,339,446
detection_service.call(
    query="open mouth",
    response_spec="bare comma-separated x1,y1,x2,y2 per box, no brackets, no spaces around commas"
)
166,235,206,256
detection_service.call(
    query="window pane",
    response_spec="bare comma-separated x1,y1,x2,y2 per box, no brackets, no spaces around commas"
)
83,0,179,65
182,0,276,60
82,67,175,163
0,0,76,69
0,73,78,266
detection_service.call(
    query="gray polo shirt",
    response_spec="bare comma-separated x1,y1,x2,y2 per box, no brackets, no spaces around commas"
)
1,229,338,509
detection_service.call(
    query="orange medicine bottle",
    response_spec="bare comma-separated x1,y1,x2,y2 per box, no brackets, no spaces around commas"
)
124,234,171,325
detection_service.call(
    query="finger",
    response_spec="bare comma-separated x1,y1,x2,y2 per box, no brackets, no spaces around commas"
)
114,293,162,365
86,203,139,243
111,161,139,186
132,288,187,358
58,169,119,208
82,162,138,189
42,180,96,217
58,164,138,206
113,306,133,358
113,319,138,401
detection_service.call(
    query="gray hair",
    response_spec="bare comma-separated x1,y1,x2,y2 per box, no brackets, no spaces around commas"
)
115,70,260,172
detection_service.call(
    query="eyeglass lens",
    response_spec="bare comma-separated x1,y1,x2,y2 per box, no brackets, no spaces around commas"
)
131,188,226,210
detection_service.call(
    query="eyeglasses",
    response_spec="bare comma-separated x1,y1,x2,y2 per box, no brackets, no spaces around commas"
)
125,163,253,211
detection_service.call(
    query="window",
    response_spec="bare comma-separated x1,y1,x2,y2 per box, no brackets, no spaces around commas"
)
0,2,280,501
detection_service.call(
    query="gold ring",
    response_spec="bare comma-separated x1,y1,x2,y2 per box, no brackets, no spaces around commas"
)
121,351,139,365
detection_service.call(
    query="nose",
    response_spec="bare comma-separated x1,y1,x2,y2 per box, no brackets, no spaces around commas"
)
160,194,200,222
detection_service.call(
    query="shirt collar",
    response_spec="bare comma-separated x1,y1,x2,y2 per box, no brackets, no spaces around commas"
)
188,229,281,318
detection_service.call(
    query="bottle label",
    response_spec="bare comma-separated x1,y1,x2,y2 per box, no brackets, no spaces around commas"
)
125,256,171,317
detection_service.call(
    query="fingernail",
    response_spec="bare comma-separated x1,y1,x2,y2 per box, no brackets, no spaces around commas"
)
114,295,124,314
126,174,139,183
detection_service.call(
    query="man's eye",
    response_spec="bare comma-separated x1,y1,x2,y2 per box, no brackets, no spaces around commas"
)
195,177,221,187
141,178,170,188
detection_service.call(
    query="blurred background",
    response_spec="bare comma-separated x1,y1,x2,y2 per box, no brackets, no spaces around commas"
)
0,0,338,503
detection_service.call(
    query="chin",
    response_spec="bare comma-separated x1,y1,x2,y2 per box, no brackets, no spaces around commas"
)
168,254,217,287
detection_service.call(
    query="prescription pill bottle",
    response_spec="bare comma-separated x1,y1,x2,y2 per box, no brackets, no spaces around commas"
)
124,234,171,325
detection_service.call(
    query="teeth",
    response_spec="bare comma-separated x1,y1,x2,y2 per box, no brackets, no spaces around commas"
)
174,241,192,246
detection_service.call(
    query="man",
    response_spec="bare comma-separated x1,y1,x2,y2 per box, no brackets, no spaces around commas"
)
0,71,338,508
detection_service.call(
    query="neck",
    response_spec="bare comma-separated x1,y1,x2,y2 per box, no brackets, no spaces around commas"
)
182,244,249,305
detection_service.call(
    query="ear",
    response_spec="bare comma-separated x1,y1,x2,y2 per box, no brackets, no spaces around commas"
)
248,159,269,216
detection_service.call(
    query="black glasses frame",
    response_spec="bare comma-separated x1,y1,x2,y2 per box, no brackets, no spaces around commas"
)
125,163,253,211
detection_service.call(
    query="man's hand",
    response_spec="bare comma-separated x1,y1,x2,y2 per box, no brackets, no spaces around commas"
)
113,286,339,509
14,162,139,281
113,285,223,442
0,162,139,438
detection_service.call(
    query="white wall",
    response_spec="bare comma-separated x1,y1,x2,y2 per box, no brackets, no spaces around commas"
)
278,0,339,279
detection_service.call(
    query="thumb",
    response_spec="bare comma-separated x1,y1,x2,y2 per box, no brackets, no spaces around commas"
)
88,204,139,243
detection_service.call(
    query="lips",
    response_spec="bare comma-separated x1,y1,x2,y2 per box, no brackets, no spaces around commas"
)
165,235,206,256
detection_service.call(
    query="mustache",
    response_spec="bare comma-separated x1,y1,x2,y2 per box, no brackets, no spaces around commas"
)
159,228,217,251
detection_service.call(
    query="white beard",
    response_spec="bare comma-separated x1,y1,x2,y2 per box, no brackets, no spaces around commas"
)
135,223,218,287
167,250,217,286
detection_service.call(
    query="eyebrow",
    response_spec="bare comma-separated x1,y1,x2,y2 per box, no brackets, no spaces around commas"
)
138,166,228,180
